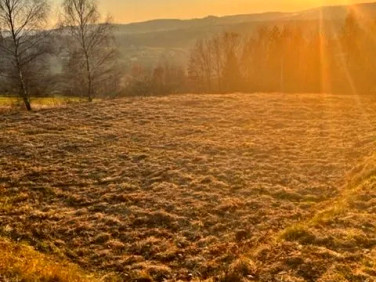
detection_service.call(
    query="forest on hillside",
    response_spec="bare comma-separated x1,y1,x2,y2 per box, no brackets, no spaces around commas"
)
129,12,376,95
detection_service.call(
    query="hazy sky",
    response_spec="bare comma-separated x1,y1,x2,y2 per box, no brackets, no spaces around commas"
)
57,0,372,23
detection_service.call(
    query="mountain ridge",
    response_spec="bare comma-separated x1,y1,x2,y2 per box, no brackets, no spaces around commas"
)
111,1,376,67
113,1,376,34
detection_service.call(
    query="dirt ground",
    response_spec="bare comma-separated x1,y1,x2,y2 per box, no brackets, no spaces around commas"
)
1,93,376,281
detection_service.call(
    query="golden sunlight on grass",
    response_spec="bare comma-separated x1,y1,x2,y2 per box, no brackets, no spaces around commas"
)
1,93,376,280
0,97,93,112
275,154,376,280
0,237,97,281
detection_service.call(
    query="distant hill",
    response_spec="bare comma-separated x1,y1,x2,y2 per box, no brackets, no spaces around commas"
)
113,2,376,68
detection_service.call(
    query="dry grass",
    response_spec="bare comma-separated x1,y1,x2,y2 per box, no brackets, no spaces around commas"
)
1,93,376,280
267,155,376,281
0,96,89,112
0,237,97,281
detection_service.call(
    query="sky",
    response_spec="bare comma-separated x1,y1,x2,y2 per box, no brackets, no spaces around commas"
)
55,0,372,23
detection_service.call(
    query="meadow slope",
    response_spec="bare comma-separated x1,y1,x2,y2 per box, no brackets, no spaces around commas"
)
1,93,376,281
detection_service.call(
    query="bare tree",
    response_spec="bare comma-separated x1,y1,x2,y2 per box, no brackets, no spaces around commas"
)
0,0,50,111
209,36,225,92
188,32,242,93
221,32,242,92
60,0,119,101
188,39,213,92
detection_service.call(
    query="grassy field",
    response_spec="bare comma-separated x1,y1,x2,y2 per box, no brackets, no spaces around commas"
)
1,93,376,281
0,237,97,281
0,96,87,111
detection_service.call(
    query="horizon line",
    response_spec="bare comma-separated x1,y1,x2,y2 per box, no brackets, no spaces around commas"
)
109,0,376,25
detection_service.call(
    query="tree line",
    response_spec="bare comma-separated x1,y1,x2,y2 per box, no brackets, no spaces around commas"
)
1,1,375,111
125,13,376,97
188,13,376,94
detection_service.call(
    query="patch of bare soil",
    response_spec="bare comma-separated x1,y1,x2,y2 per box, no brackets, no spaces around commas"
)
1,93,376,281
